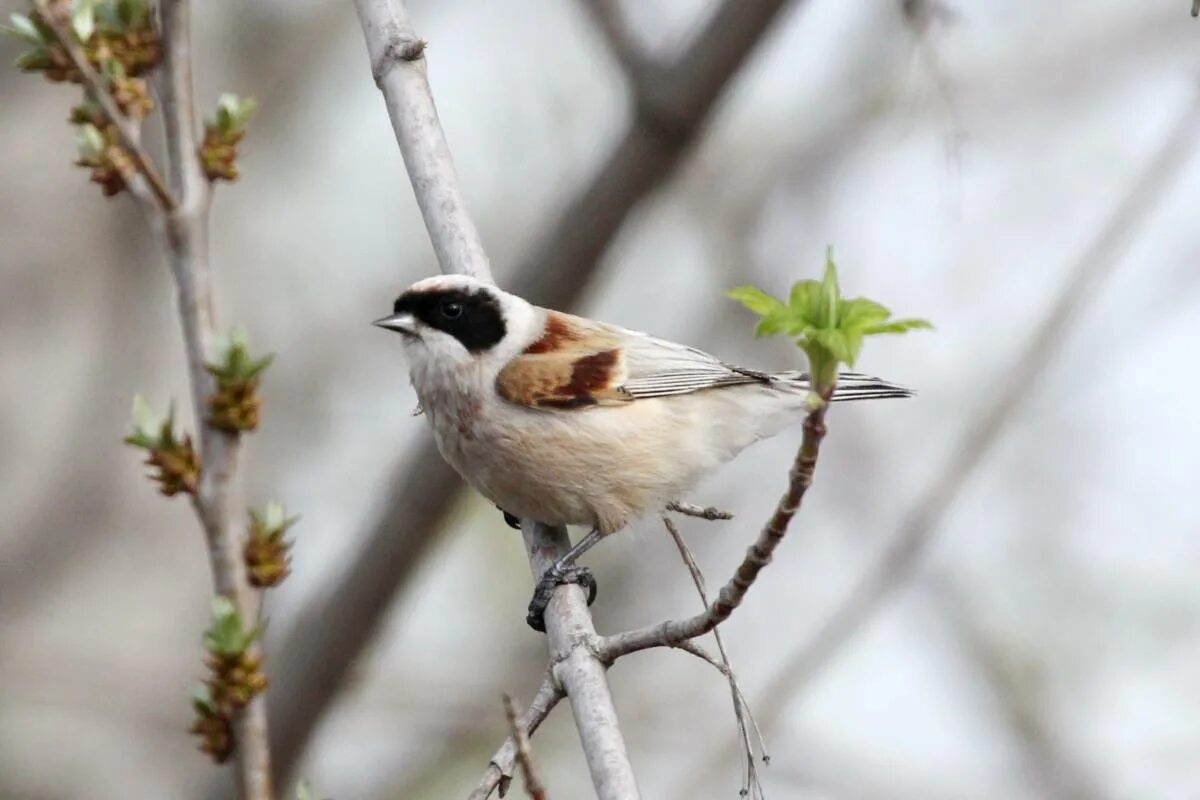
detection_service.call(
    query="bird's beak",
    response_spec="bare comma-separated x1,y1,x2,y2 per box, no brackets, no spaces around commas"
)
373,313,418,335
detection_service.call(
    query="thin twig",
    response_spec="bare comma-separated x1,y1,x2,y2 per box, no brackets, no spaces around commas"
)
599,398,830,662
470,671,564,800
663,516,765,796
503,694,549,800
264,0,803,785
680,71,1200,800
667,501,734,520
33,0,175,210
1193,0,1199,18
156,0,272,797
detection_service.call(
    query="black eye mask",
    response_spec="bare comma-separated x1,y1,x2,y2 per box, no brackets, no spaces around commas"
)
391,287,507,353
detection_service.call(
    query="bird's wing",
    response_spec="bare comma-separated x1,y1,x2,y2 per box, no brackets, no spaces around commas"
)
495,311,764,409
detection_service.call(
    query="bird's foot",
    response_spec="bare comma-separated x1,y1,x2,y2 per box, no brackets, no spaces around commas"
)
526,563,598,633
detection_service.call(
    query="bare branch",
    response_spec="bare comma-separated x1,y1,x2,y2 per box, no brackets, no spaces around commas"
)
663,516,765,795
156,1,272,796
667,501,734,521
353,0,491,281
1193,0,1199,18
263,0,803,783
503,694,550,800
32,0,174,211
599,401,829,662
470,671,565,800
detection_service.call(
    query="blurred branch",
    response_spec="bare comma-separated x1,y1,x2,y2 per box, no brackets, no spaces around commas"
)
1193,0,1199,18
264,0,803,786
33,0,173,210
579,0,654,89
502,693,550,800
683,74,1200,798
933,580,1109,800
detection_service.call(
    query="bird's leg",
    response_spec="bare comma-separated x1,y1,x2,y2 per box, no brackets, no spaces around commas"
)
526,527,603,632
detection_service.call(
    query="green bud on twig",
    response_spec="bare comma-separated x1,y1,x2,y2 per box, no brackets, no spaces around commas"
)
124,395,200,496
200,93,257,181
206,326,273,432
245,501,298,588
728,249,932,394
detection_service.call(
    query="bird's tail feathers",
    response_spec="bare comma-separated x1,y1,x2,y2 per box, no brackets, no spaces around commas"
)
770,370,914,401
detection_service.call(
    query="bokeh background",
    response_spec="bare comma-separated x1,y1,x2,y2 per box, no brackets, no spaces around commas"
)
3,1,1199,798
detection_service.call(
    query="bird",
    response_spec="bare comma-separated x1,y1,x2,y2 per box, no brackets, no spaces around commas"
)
374,274,911,630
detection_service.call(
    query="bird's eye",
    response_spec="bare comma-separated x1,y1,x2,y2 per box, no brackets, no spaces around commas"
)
440,299,464,319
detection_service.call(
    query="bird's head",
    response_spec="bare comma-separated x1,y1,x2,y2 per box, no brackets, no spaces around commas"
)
375,275,539,372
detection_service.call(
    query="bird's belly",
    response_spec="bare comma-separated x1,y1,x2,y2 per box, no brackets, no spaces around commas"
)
433,402,684,533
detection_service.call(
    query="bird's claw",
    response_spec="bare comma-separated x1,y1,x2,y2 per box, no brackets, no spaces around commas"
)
526,564,598,632
500,508,521,530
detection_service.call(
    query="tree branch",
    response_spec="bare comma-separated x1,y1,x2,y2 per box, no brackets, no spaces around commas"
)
353,2,639,797
263,0,803,785
470,671,565,800
663,516,765,796
599,401,828,661
33,0,174,211
502,693,550,800
156,1,272,797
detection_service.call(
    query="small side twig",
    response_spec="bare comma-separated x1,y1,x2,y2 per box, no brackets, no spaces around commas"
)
503,694,549,800
33,0,175,211
663,516,766,797
599,397,830,662
470,671,565,800
667,501,734,521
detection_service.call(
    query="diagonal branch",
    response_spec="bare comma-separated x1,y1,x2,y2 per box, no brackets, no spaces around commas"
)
355,2,638,797
263,0,804,786
471,671,565,800
599,400,829,662
502,693,550,800
33,0,174,211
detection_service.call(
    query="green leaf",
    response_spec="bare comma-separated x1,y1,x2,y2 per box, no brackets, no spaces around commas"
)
72,0,98,42
190,684,218,715
815,248,841,329
14,49,52,70
786,279,821,324
727,285,786,317
864,318,934,335
838,297,892,330
76,123,106,158
5,13,45,45
215,93,257,134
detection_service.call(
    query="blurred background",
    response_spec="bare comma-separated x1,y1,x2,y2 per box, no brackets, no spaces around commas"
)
3,0,1199,798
